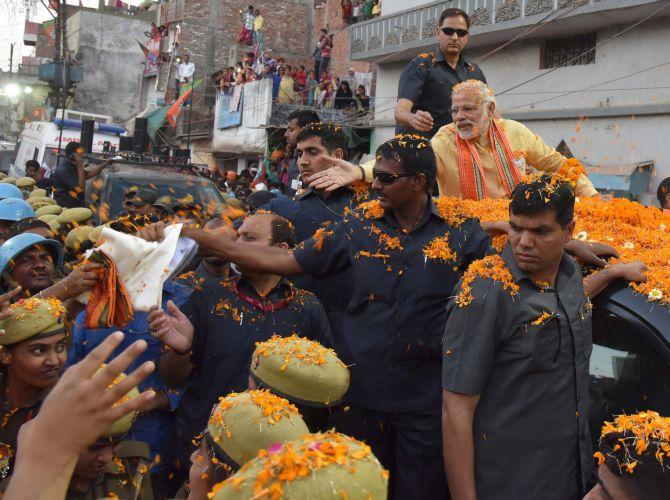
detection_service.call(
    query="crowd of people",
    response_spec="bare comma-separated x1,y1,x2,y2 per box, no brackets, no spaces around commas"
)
341,0,382,25
210,45,371,112
0,5,668,500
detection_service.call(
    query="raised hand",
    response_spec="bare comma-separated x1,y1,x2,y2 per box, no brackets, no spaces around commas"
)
147,300,195,354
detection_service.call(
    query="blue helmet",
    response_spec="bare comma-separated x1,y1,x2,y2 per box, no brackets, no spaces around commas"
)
0,233,63,284
0,198,35,222
0,184,23,201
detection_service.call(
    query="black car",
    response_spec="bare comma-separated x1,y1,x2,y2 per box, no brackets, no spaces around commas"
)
590,282,670,445
86,163,225,224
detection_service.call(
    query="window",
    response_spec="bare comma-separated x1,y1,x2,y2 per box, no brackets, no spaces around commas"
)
541,33,597,69
589,306,670,448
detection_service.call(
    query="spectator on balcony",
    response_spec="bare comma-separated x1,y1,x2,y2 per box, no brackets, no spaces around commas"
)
177,53,195,99
334,80,354,110
353,1,364,22
261,49,276,71
342,67,359,90
342,0,353,25
394,8,485,138
238,5,255,46
294,66,307,104
319,31,332,80
272,67,283,100
278,67,296,104
306,69,318,106
253,8,264,45
244,66,257,82
363,0,374,20
372,0,381,17
355,84,370,111
319,72,336,109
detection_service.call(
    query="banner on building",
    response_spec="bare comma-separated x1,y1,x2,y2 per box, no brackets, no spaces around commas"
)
217,87,243,129
137,37,160,77
40,20,56,50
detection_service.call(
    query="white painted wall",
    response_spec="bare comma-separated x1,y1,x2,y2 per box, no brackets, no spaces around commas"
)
478,20,670,113
369,17,670,197
382,0,431,16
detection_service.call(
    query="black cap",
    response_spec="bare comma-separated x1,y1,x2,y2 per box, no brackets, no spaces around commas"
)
130,189,159,207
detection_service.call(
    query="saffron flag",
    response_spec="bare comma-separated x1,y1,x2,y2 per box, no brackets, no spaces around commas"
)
166,79,201,126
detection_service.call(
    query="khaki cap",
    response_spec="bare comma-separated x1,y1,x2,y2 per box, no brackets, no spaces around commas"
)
207,390,309,468
35,205,63,217
0,297,67,346
57,207,93,225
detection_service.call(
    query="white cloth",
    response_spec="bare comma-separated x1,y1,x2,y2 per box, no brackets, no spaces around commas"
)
178,62,195,82
81,224,184,311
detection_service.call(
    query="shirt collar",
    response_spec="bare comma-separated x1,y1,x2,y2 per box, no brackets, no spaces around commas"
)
501,243,576,287
432,47,466,67
295,185,352,201
380,196,441,228
235,275,292,298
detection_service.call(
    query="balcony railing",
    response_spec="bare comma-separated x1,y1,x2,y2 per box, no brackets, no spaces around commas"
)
17,64,39,77
350,0,618,60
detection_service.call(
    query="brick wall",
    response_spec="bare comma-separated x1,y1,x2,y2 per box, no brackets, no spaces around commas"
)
179,0,314,77
311,1,373,84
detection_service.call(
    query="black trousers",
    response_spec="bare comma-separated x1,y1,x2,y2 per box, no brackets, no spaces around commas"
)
326,404,449,500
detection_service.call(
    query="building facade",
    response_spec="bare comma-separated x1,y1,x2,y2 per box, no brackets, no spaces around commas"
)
66,9,153,123
351,0,670,204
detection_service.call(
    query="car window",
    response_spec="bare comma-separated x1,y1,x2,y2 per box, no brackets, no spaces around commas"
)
589,308,670,446
106,175,222,219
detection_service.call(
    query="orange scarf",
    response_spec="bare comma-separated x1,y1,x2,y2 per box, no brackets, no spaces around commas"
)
84,251,134,329
456,119,522,200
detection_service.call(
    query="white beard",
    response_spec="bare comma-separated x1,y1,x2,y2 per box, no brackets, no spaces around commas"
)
456,112,491,141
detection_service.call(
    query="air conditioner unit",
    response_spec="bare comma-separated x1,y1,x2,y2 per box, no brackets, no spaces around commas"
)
55,109,113,125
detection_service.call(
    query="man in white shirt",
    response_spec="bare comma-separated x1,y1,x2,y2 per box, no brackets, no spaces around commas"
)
177,54,195,102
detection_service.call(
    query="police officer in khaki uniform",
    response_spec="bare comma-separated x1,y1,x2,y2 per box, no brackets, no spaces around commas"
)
0,296,69,479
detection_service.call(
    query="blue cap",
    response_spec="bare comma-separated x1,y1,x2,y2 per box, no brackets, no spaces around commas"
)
0,234,63,285
0,198,36,222
0,184,23,201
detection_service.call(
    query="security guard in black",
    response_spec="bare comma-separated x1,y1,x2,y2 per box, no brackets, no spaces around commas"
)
395,9,486,137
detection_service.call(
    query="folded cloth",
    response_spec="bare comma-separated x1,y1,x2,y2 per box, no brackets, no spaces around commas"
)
84,251,134,329
80,224,184,312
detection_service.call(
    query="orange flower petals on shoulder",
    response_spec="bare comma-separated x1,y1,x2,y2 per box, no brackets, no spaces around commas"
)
456,254,519,307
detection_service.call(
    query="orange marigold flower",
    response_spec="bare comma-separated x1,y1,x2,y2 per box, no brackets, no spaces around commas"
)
456,254,520,307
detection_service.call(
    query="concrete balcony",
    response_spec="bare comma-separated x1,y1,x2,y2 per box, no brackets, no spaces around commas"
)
350,0,667,62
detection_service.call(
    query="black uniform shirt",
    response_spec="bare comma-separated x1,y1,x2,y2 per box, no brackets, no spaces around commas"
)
397,47,486,137
263,186,368,333
442,244,593,499
294,197,491,412
176,276,333,452
52,159,84,208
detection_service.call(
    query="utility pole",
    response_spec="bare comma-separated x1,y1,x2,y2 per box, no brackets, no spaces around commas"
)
9,43,15,72
55,0,66,159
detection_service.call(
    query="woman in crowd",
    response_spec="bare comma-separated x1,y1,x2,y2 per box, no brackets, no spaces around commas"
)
307,69,318,106
278,66,296,104
0,294,69,478
334,80,355,110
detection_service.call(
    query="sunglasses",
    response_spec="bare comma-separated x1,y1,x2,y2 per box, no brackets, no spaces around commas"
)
441,27,469,38
372,169,415,185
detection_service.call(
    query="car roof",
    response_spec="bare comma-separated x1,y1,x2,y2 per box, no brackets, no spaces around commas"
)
595,282,670,343
102,163,212,182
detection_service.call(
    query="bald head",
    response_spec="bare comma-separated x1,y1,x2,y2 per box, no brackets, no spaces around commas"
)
237,212,296,248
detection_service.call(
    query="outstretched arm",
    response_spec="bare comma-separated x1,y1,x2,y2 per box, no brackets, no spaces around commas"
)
583,261,647,298
138,222,303,276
